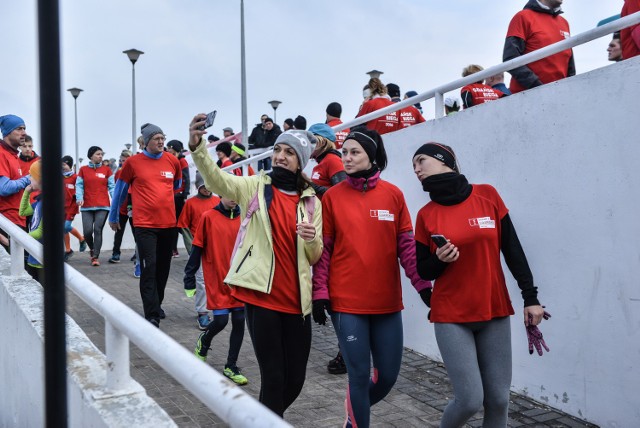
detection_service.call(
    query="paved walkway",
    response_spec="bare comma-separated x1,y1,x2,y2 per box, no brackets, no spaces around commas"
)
65,249,596,427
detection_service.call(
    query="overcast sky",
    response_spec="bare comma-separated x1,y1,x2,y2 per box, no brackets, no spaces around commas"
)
3,1,622,162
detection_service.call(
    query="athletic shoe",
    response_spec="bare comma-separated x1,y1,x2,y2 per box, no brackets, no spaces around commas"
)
328,352,347,375
159,308,166,319
224,365,248,385
194,332,209,361
172,250,179,258
64,250,74,262
197,314,211,331
133,263,141,278
130,253,136,262
108,254,121,264
79,240,87,252
91,257,100,267
149,319,160,328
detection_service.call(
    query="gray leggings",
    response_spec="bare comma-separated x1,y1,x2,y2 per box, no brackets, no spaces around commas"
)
435,316,512,428
81,210,108,258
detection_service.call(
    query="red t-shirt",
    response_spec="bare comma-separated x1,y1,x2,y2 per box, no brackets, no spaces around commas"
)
220,158,234,169
327,118,349,149
193,208,243,311
0,142,26,226
414,184,515,323
398,105,426,128
356,97,399,135
460,83,504,106
78,165,112,208
233,164,255,177
232,188,301,314
311,152,344,197
506,10,572,93
177,195,220,235
174,157,189,194
63,173,79,221
621,0,640,59
322,180,413,314
118,153,182,228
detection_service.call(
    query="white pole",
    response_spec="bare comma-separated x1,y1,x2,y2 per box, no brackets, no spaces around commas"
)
240,0,248,147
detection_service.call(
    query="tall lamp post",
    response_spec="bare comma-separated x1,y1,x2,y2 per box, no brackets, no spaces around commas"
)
123,49,144,154
366,69,384,80
67,87,83,172
268,100,282,123
240,0,248,147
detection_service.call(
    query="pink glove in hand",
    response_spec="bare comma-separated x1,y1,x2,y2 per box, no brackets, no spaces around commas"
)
526,311,551,356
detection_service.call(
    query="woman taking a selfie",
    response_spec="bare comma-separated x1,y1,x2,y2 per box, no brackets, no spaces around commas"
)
188,114,322,418
412,142,547,427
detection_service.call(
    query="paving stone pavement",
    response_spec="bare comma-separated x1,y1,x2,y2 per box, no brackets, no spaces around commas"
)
65,249,598,428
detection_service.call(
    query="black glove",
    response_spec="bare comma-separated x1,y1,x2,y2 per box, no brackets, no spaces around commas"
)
312,299,330,325
419,288,432,308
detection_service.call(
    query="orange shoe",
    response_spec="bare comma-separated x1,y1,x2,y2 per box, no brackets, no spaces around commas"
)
91,257,100,266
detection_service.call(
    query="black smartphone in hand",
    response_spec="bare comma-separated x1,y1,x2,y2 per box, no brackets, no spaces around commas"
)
431,234,448,248
198,110,217,131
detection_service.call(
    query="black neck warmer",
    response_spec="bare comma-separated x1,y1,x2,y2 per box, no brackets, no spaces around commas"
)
214,202,241,219
269,167,298,192
421,172,473,206
346,165,378,179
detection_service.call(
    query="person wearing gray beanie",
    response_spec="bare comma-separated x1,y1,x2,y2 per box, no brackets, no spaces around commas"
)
141,123,164,146
273,130,315,170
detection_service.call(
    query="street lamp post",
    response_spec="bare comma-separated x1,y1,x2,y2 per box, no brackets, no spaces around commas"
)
123,49,144,154
67,87,83,173
240,0,248,148
124,143,132,151
366,69,384,80
268,100,282,123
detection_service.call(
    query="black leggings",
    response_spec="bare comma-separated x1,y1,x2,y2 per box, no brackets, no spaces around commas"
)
81,210,108,258
201,310,245,366
245,304,311,417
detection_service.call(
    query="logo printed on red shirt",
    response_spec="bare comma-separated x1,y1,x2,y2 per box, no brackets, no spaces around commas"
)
370,209,395,222
96,173,106,178
468,216,495,229
161,171,174,179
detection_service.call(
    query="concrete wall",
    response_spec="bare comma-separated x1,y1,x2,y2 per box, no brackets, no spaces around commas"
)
382,57,640,427
0,251,175,427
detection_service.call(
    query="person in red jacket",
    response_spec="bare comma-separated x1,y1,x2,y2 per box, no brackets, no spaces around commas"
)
503,0,575,94
0,114,31,246
177,172,220,330
62,156,87,260
621,0,640,59
308,123,346,200
356,78,399,135
312,128,431,428
412,142,547,427
215,142,234,169
387,83,426,128
460,64,504,109
187,196,248,385
167,140,190,258
326,102,349,149
109,123,182,327
76,146,114,266
107,150,134,264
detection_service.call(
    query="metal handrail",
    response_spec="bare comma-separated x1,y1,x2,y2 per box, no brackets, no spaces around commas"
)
225,10,640,173
0,214,290,427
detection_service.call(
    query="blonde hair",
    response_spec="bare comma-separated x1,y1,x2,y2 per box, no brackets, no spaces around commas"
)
368,78,387,96
461,64,484,77
120,150,132,158
314,136,336,155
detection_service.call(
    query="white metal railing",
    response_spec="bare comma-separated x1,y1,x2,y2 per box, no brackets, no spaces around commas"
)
0,214,290,427
229,11,640,171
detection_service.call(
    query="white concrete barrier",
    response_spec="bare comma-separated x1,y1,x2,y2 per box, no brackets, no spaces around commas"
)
0,250,175,427
383,57,640,427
